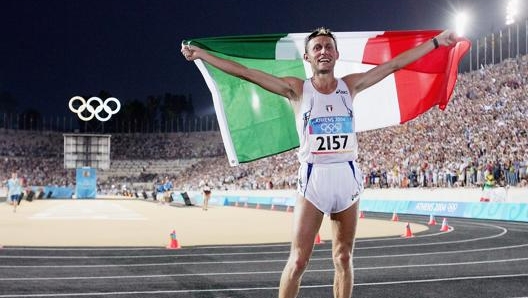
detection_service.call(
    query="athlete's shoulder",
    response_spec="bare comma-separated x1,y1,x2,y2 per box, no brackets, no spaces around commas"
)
282,77,305,101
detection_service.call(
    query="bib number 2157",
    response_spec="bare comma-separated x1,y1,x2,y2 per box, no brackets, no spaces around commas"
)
316,135,348,151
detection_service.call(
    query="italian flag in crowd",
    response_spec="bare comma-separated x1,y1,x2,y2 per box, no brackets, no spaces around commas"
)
186,30,470,166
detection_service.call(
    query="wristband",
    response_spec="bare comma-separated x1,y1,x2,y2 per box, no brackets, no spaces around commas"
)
432,37,439,49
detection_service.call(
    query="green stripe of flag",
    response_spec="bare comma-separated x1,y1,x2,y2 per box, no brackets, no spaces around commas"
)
189,33,310,165
202,52,305,164
187,34,289,59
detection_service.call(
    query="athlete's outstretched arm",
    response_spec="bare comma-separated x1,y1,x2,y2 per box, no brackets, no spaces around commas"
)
343,30,457,96
181,44,302,100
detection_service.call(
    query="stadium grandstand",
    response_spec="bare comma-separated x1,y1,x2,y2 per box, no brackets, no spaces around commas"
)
1,25,527,197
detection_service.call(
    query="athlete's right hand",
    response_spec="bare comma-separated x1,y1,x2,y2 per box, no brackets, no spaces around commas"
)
181,42,199,61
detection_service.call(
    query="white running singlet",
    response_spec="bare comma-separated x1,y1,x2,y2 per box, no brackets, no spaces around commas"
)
296,78,359,164
295,78,363,214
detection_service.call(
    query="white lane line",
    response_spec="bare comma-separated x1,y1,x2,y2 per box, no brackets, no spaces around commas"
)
358,221,508,247
0,273,527,297
354,273,528,286
356,242,528,259
2,241,528,262
0,250,289,259
1,257,527,280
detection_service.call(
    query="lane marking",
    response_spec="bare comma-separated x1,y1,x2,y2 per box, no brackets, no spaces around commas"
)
358,221,507,246
0,273,527,297
0,243,528,268
1,257,527,278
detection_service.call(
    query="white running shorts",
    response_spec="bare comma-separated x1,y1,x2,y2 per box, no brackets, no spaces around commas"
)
297,161,363,215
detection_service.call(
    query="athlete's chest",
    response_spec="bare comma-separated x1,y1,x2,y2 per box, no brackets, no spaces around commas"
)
307,91,353,117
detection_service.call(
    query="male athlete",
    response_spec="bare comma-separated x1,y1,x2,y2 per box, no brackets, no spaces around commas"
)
182,28,456,297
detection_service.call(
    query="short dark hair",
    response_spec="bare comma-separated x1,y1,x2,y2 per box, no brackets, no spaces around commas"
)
304,27,337,52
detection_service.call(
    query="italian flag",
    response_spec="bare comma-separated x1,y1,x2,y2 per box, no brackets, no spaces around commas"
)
186,30,470,166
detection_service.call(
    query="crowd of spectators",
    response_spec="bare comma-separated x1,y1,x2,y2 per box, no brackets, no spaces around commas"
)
1,54,527,194
111,131,224,160
0,131,73,188
358,55,528,190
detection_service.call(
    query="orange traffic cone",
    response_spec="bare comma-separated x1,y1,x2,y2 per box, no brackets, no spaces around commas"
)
440,218,450,232
166,230,181,249
427,214,437,226
359,211,365,218
314,233,325,244
391,211,399,222
402,222,414,238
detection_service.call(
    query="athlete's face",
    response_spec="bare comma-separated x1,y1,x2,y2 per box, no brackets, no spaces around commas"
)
304,35,339,73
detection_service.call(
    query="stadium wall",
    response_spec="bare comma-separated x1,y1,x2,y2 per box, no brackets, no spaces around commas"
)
2,187,527,222
179,187,528,222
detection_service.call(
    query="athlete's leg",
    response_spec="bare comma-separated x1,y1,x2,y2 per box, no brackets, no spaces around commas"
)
330,201,359,298
279,195,324,298
12,195,19,213
203,194,209,210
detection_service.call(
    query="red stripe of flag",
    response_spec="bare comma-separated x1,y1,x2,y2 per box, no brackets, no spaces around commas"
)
362,30,471,124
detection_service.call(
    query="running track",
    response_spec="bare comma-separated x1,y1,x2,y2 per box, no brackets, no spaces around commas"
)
0,213,527,298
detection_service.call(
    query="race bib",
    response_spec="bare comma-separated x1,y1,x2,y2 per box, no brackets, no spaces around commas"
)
308,116,355,154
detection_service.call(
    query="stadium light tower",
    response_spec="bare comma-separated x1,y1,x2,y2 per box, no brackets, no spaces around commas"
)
505,0,518,25
455,11,469,37
505,0,519,58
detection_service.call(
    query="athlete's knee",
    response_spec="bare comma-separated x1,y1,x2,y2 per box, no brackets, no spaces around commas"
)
333,248,353,271
285,254,311,277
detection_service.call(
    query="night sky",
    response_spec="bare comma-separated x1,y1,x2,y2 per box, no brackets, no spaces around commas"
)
0,0,508,118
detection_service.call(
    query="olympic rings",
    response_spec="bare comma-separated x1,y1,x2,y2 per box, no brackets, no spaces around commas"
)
320,122,342,134
69,96,121,122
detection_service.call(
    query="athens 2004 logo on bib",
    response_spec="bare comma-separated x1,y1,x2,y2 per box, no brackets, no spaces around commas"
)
308,116,355,154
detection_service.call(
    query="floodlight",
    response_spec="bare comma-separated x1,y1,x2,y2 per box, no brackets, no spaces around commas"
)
505,0,518,25
455,11,469,37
